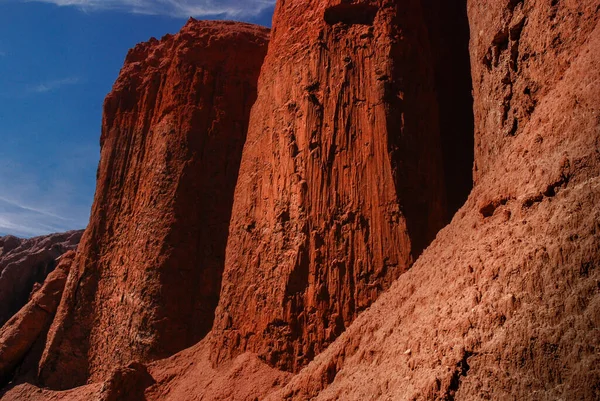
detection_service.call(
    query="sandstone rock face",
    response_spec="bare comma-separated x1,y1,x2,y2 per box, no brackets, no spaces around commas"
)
470,0,600,182
212,0,447,372
0,251,75,385
3,0,599,399
0,231,82,327
261,0,600,399
37,20,269,389
145,333,292,401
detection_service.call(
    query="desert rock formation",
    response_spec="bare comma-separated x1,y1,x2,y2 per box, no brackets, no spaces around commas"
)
36,19,269,389
212,0,448,373
263,0,600,399
1,0,599,399
0,251,75,386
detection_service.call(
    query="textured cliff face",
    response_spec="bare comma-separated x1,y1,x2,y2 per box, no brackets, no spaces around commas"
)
470,0,600,183
261,0,600,399
0,251,75,386
3,0,599,399
211,0,447,372
0,231,82,327
37,20,269,389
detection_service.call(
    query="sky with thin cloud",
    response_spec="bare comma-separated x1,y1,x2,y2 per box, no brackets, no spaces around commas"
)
28,0,276,17
0,1,275,237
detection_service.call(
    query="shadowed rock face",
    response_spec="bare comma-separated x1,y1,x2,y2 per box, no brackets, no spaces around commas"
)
211,0,448,372
260,0,600,399
37,19,270,389
0,231,82,327
421,0,475,216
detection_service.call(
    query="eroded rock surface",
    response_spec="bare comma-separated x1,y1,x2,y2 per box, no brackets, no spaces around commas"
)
2,0,599,399
211,0,448,373
263,0,600,399
0,231,82,327
37,19,269,389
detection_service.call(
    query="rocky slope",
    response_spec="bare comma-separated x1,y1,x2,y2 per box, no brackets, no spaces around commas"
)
211,0,448,373
2,0,599,399
0,231,82,327
36,19,269,389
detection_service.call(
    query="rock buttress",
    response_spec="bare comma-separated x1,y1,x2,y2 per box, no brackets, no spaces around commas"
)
212,0,447,372
37,20,269,389
263,0,600,399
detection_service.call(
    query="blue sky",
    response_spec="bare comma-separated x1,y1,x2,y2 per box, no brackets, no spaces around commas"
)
0,0,274,237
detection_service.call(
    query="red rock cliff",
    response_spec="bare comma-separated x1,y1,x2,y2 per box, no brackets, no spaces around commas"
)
2,0,599,399
211,0,447,372
261,0,600,399
37,19,269,389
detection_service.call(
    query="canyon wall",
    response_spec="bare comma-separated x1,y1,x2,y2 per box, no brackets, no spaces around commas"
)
2,0,600,399
262,0,600,399
211,0,448,372
37,20,269,389
0,251,75,386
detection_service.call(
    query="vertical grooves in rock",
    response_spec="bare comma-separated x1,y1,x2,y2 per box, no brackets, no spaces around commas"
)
37,20,270,390
212,0,447,373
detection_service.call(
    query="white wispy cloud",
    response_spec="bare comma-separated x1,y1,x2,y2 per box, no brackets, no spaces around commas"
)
28,76,80,93
24,0,276,18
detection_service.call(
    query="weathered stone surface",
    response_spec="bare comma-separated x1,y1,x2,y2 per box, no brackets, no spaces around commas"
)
3,0,600,399
0,231,82,327
0,251,75,385
37,19,269,390
261,0,600,399
97,363,155,401
211,0,447,373
144,333,292,401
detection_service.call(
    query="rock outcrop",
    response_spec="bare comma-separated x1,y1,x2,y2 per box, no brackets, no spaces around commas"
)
211,0,447,373
3,0,600,399
259,0,600,399
37,20,269,389
0,231,82,327
0,251,75,386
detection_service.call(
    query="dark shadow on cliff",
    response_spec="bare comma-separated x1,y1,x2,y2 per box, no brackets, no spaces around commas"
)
390,0,475,260
423,0,475,218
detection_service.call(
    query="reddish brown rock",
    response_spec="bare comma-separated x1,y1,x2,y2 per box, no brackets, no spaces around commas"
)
211,0,447,372
96,363,155,401
260,0,600,399
0,231,82,327
37,19,269,389
3,0,599,399
0,251,75,385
